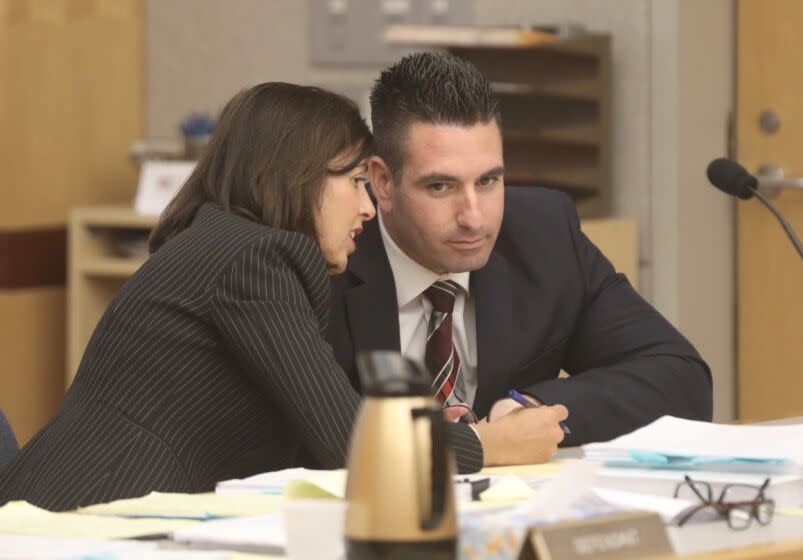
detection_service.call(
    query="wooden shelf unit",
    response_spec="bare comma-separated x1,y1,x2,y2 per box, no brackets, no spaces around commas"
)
386,26,612,217
67,207,157,385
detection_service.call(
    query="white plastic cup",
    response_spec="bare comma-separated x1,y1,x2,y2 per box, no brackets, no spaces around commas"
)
282,499,347,560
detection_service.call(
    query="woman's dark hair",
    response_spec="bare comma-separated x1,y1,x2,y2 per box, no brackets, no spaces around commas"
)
149,82,372,253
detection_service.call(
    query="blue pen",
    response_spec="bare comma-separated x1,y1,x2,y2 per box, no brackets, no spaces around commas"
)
507,389,571,434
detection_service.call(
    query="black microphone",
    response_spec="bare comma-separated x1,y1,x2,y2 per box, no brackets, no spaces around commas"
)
706,158,803,259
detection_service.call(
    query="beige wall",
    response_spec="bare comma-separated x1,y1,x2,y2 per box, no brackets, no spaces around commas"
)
145,0,736,421
649,0,735,421
677,0,735,422
145,0,380,137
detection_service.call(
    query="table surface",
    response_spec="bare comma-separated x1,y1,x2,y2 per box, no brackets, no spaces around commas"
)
552,417,803,559
8,418,803,559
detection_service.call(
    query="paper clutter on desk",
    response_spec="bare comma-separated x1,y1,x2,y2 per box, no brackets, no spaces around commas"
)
595,467,803,509
478,475,536,503
0,501,196,539
172,513,285,554
79,491,284,519
215,467,346,499
170,500,346,560
583,416,803,474
0,535,158,560
459,462,618,560
513,459,600,519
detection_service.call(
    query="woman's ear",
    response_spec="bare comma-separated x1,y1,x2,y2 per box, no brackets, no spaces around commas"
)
368,155,394,214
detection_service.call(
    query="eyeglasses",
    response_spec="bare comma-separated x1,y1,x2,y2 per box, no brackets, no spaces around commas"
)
673,475,775,530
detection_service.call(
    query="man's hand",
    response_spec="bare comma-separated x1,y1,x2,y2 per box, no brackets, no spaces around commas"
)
488,394,541,421
473,405,568,466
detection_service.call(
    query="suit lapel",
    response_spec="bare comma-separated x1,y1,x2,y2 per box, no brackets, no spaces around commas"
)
344,220,400,352
471,251,514,418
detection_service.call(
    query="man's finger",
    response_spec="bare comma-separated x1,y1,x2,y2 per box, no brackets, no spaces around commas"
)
443,406,470,422
548,404,569,421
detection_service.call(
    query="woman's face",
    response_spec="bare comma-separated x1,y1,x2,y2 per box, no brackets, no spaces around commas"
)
316,160,376,275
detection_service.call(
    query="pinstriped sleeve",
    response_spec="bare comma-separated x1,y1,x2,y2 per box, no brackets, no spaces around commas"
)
211,235,483,473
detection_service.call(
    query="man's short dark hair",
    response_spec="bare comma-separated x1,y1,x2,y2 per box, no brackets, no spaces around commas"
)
370,51,501,183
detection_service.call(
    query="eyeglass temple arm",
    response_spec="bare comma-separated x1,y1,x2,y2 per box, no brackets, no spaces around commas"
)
676,503,709,527
681,475,712,503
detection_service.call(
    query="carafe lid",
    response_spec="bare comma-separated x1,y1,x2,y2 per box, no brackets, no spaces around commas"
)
356,351,431,397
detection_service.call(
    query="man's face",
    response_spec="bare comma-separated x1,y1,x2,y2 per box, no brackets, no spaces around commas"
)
371,121,504,274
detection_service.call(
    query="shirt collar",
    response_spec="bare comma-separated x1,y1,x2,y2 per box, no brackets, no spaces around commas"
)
378,210,470,308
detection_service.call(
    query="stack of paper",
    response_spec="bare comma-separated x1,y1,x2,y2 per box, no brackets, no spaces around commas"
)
0,501,196,539
595,467,803,509
0,536,158,560
189,463,613,558
592,489,699,524
216,463,568,501
215,468,347,498
582,416,803,514
584,416,803,473
172,513,286,554
0,535,260,560
80,491,283,519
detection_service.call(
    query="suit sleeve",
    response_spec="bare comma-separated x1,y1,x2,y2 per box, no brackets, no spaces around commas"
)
210,235,484,472
522,197,713,445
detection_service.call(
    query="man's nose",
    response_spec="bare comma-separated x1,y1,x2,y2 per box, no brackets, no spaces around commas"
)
456,188,482,230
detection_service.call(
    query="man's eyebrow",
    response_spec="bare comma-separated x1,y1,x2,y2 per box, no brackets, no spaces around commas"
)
414,172,460,185
479,166,505,179
414,166,505,186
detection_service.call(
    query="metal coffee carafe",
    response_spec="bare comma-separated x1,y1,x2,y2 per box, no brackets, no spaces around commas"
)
345,351,457,560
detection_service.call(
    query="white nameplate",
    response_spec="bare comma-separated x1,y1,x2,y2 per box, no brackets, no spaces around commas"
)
528,511,673,560
134,160,196,215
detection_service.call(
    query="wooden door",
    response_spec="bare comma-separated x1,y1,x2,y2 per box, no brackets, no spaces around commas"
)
737,0,803,420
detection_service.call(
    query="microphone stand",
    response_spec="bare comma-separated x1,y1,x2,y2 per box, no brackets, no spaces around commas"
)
751,188,803,260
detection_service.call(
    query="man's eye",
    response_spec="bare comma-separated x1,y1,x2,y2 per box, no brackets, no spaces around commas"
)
429,183,448,193
479,176,500,188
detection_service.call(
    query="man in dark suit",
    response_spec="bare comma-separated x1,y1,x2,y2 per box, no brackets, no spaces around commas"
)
326,52,712,466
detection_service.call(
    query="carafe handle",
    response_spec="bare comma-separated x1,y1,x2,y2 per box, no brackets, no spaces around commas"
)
411,406,447,531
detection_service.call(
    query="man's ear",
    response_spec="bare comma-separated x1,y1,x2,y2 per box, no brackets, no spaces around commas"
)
368,155,394,214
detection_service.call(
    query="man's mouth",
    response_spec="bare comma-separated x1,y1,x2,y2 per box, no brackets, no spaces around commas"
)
447,237,485,249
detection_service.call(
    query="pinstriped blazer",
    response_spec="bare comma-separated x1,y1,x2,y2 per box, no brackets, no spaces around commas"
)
0,204,483,511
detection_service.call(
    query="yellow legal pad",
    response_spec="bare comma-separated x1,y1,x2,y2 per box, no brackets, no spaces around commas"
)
0,501,196,538
79,491,285,518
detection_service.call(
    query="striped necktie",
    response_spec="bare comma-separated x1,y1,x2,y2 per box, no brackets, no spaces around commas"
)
424,280,466,406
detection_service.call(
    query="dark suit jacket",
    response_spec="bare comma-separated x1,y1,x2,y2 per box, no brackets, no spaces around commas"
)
326,188,713,446
0,410,17,472
0,204,482,511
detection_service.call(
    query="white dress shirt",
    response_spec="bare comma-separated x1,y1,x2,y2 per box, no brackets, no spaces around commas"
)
378,211,479,408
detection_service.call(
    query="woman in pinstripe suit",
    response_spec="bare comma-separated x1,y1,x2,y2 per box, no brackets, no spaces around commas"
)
0,82,478,512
